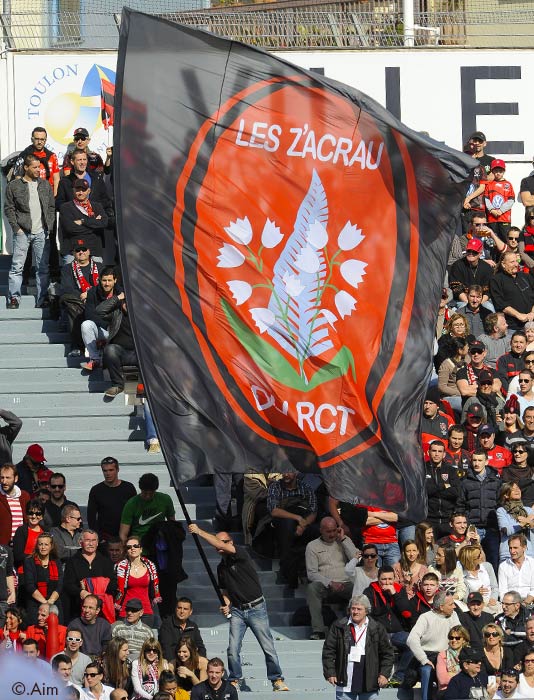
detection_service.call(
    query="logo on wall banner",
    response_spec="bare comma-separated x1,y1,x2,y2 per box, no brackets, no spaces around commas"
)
115,10,474,519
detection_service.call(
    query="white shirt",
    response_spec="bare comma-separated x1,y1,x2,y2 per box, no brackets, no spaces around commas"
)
342,618,368,692
498,555,534,600
79,684,114,700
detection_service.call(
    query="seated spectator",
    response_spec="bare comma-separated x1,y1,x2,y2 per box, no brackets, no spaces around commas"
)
43,472,79,530
449,239,493,308
363,566,413,684
81,661,113,700
495,668,522,699
80,267,122,372
497,397,524,450
443,645,490,700
437,337,468,414
508,370,534,420
50,504,83,573
406,592,460,700
87,457,136,544
305,516,356,640
446,425,470,478
481,622,514,678
392,539,428,597
242,470,280,547
111,598,153,662
64,529,117,623
59,178,108,264
13,499,44,607
158,671,180,699
436,624,470,694
69,594,112,657
190,657,238,700
59,240,102,357
457,591,495,647
428,544,466,602
513,617,534,665
345,544,379,598
267,470,318,588
496,483,534,562
478,312,510,370
24,531,63,624
415,522,437,567
100,292,138,399
114,535,161,627
15,443,53,495
462,369,505,432
21,637,52,671
458,545,500,615
438,512,473,553
519,648,534,696
132,638,170,700
101,636,132,696
51,653,74,689
456,340,497,400
498,534,534,603
489,226,534,271
159,598,206,662
25,602,67,659
52,625,92,686
491,250,534,331
496,331,527,394
106,538,124,566
172,638,208,695
0,605,26,651
478,424,512,474
457,285,493,338
495,591,530,651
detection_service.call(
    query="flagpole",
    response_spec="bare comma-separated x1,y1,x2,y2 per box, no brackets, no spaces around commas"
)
170,481,232,618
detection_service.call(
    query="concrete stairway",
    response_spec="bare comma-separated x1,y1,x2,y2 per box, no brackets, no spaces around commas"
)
0,255,415,699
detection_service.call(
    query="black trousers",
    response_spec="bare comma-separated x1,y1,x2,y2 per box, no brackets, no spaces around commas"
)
60,293,85,349
103,343,137,387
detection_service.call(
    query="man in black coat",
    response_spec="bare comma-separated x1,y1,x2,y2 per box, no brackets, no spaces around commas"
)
424,440,461,538
0,409,22,466
449,237,493,305
457,591,495,646
322,594,394,694
58,178,108,263
80,267,121,372
159,597,206,661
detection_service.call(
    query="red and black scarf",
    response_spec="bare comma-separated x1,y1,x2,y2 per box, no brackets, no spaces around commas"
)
72,259,99,293
34,556,59,597
75,198,95,217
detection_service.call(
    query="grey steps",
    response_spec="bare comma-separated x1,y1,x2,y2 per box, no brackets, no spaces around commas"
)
0,318,60,332
0,392,134,416
189,612,297,627
0,368,111,392
0,329,71,344
16,415,146,442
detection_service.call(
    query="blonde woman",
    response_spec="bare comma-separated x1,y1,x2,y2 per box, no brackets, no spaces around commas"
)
131,638,170,699
436,625,470,692
458,544,500,615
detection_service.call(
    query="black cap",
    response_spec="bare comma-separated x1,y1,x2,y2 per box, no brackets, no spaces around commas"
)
467,591,484,605
478,423,494,436
469,340,486,353
469,131,486,142
72,239,88,252
467,403,484,418
73,127,89,138
460,646,484,663
478,369,493,383
73,178,90,190
125,598,143,611
425,386,440,406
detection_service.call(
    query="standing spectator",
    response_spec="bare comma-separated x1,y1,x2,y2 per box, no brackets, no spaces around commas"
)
0,544,15,623
59,178,108,264
485,159,515,241
445,425,470,477
69,594,112,657
0,463,30,545
119,473,175,545
188,524,288,692
436,625,471,694
458,450,501,570
50,504,83,566
415,522,437,567
87,457,136,543
322,594,394,698
111,599,152,663
56,148,112,215
267,470,318,587
466,131,495,178
114,536,161,627
496,483,534,562
523,206,534,259
0,409,22,465
421,387,453,458
4,154,55,309
498,534,534,602
478,313,510,370
491,253,534,332
458,545,500,615
44,472,78,529
520,163,534,207
190,658,238,700
159,598,206,663
64,530,117,622
345,544,379,598
62,127,104,175
12,127,60,194
457,591,495,647
305,516,356,640
24,532,63,624
131,638,170,700
425,440,461,538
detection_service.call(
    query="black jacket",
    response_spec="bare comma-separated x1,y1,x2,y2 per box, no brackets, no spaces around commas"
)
458,467,501,529
425,462,461,524
59,258,102,296
322,615,394,689
491,270,534,330
449,257,493,300
444,669,489,700
59,199,108,256
55,171,112,217
159,616,206,661
63,550,117,600
457,609,495,646
83,286,121,330
363,581,414,633
0,410,22,465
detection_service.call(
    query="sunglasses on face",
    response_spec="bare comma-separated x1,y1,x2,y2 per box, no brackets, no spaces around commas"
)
126,608,140,613
145,648,159,653
126,544,141,549
362,554,377,559
513,450,527,455
50,485,64,489
74,135,88,141
75,247,88,253
484,631,500,638
466,251,480,256
67,637,82,643
519,379,531,383
449,636,462,641
479,381,492,386
470,349,483,354
28,511,42,516
84,672,100,677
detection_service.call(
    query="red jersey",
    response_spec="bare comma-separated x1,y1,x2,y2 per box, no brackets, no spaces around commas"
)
33,149,59,187
485,445,512,474
484,179,515,223
361,506,397,544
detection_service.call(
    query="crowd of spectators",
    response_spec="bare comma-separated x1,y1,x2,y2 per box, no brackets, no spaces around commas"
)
4,122,534,699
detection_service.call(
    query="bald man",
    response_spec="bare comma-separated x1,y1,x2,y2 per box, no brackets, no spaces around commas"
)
188,523,288,692
305,516,358,640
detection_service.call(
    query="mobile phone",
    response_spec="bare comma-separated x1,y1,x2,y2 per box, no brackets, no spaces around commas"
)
467,525,477,534
488,676,496,687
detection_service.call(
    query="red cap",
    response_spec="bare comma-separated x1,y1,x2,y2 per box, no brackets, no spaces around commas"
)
466,238,484,253
491,158,506,171
26,444,46,463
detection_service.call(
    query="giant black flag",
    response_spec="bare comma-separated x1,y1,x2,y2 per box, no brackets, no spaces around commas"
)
115,9,473,520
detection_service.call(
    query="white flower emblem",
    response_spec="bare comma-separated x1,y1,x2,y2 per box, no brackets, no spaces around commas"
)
335,290,357,319
217,244,245,268
307,221,328,249
250,307,275,333
224,217,253,245
294,245,321,273
340,259,367,288
261,219,283,249
227,280,252,306
282,272,304,298
338,222,364,251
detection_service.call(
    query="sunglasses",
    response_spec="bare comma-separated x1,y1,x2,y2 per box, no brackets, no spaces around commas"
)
84,672,100,677
362,554,377,559
145,648,159,653
513,449,527,454
484,631,500,638
50,485,64,489
67,636,82,643
28,511,43,516
74,135,88,140
75,247,88,252
68,515,82,520
519,379,531,383
525,659,534,664
126,544,141,549
479,381,492,386
526,360,534,364
126,608,140,613
449,635,462,640
466,251,480,256
470,349,484,354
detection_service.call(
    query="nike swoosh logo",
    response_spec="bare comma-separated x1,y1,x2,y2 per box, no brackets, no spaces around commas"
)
138,512,162,526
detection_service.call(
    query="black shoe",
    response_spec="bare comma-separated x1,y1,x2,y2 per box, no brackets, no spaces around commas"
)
7,298,19,309
309,631,325,640
35,298,50,309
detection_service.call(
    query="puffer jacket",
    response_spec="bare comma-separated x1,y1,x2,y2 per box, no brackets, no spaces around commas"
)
458,467,501,529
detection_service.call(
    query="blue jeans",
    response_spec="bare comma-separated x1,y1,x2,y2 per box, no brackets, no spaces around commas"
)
476,527,500,573
335,690,379,700
227,600,283,682
8,230,49,303
389,631,413,679
373,542,400,566
398,526,416,547
420,662,433,700
144,401,157,443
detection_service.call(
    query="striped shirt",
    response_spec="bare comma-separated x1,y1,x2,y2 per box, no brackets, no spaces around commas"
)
6,492,24,541
267,479,317,514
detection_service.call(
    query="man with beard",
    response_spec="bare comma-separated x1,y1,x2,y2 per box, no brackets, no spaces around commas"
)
0,464,30,545
425,441,461,538
461,369,505,432
478,312,510,369
457,285,492,338
491,253,534,332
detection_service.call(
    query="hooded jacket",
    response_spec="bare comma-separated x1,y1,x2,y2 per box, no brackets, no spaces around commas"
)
363,581,413,632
